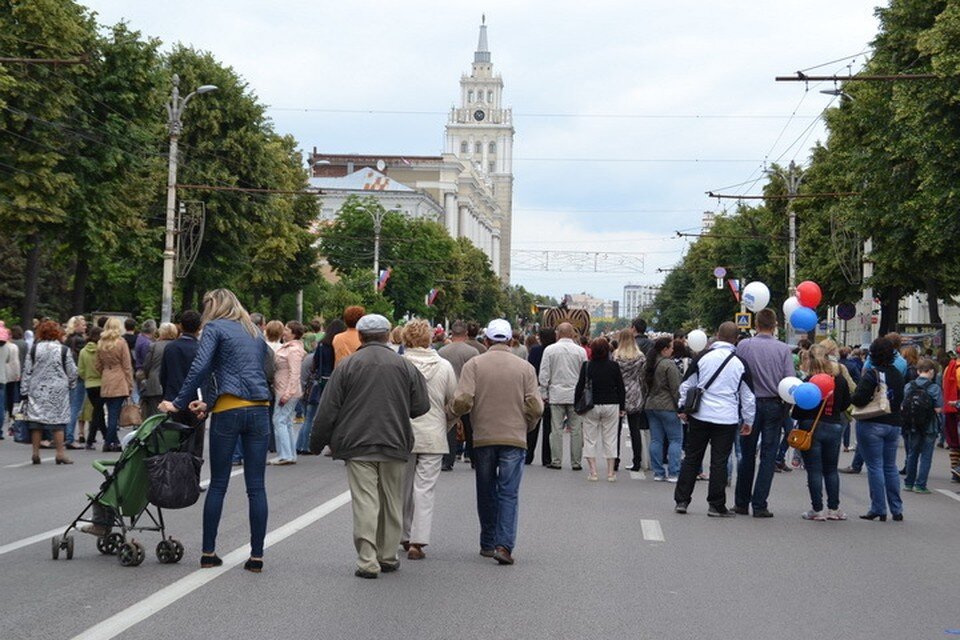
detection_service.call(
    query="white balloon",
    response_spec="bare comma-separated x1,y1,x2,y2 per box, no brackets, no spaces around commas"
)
778,376,803,404
687,329,708,353
782,296,801,321
742,281,771,313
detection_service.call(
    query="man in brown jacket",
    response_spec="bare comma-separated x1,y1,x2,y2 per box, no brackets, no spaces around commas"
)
453,319,543,565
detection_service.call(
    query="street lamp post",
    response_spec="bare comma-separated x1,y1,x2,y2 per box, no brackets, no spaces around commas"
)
161,74,217,324
368,207,387,292
767,161,803,339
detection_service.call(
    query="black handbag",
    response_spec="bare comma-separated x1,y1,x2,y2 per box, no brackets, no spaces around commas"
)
682,352,736,415
574,362,594,415
146,452,203,509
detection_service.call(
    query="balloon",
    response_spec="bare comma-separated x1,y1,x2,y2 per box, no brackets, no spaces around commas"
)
778,376,803,403
687,329,708,353
793,382,823,410
790,307,818,332
742,281,771,313
809,373,835,398
782,296,801,322
796,281,822,308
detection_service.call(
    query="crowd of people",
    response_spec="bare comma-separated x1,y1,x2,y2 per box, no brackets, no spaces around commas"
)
1,296,958,577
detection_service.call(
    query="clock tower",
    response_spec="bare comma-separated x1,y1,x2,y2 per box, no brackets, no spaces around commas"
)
445,17,514,283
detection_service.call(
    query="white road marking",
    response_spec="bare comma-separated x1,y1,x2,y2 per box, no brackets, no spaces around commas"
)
4,456,56,468
69,490,352,640
936,489,960,503
641,519,664,542
0,527,65,556
0,468,244,557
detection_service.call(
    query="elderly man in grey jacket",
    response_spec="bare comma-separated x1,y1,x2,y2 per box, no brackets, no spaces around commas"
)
538,323,587,470
311,314,430,579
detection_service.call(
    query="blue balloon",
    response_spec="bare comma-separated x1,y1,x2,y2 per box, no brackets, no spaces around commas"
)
790,307,818,332
793,382,822,410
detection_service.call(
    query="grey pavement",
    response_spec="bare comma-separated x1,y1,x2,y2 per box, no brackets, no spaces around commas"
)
1,427,959,640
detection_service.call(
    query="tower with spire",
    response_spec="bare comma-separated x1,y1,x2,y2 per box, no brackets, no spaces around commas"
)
445,17,514,283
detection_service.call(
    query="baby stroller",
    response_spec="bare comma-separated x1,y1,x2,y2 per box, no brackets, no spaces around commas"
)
51,413,200,567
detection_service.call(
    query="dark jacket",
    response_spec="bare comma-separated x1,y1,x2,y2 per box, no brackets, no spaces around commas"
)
575,358,626,410
527,344,545,376
173,319,272,410
311,342,429,460
791,369,851,424
851,364,904,427
161,334,199,403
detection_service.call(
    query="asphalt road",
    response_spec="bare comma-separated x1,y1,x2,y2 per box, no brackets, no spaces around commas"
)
1,427,958,640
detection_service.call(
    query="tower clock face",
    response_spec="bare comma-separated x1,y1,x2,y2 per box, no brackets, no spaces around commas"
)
473,109,485,122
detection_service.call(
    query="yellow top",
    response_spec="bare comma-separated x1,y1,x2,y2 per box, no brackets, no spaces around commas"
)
212,393,270,414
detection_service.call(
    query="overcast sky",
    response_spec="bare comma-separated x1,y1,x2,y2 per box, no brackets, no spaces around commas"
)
84,0,884,303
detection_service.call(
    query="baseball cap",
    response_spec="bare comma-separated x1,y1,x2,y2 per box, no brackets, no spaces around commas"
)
484,318,512,342
356,314,391,335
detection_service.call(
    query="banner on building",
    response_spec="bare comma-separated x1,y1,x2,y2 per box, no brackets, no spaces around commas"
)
897,323,946,353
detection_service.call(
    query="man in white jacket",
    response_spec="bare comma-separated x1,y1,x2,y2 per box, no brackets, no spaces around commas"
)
538,323,587,470
674,322,755,517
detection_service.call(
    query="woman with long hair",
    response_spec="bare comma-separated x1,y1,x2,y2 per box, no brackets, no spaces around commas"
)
793,344,851,521
297,318,346,455
643,336,683,482
851,337,906,522
140,322,178,419
575,338,626,482
159,288,272,572
400,320,457,559
20,320,77,464
613,328,646,474
95,317,133,452
270,321,305,465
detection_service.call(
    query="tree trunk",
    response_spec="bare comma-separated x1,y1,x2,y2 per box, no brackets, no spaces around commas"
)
71,256,90,316
878,286,902,336
20,233,41,327
183,279,196,315
925,279,942,324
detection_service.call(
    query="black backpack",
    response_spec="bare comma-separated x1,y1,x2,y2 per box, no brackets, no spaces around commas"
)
901,381,936,434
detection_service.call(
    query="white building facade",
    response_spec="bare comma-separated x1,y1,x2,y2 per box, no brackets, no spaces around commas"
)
623,284,659,319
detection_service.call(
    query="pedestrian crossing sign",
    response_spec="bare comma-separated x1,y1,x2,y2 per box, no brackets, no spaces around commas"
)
735,312,752,329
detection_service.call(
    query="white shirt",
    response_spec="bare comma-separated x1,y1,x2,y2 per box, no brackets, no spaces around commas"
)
677,342,756,426
538,338,588,405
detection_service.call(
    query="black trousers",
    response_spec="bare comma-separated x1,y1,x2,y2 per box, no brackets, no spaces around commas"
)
85,387,106,444
674,418,738,508
621,411,645,470
525,402,552,465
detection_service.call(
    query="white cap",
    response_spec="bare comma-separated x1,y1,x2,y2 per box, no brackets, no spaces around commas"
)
484,318,512,342
356,314,391,334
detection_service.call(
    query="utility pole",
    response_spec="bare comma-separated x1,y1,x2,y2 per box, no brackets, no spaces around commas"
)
783,161,802,339
369,208,386,292
161,75,217,323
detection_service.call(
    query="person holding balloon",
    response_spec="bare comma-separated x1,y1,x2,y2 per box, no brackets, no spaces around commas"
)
850,337,906,522
791,345,852,521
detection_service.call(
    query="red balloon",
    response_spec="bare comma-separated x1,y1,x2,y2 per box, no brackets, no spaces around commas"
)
809,373,835,398
796,281,822,308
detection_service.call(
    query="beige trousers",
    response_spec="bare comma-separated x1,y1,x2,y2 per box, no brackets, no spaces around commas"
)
582,404,620,459
345,459,406,574
402,453,443,545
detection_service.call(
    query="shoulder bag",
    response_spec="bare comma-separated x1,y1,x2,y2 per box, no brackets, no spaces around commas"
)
787,391,831,451
574,362,594,415
851,370,891,420
682,351,736,415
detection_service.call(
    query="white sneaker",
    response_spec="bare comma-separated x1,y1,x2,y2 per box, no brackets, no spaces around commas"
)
667,476,678,483
653,475,666,482
826,509,847,521
801,510,826,521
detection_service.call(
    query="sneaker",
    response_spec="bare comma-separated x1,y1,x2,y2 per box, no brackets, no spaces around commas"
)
801,510,826,521
775,462,792,473
606,475,617,483
653,475,666,482
674,502,689,514
951,466,960,479
752,508,774,518
571,464,583,471
707,506,735,518
732,506,749,515
913,487,932,494
666,476,678,483
587,473,598,482
839,466,860,474
903,485,914,492
826,509,847,521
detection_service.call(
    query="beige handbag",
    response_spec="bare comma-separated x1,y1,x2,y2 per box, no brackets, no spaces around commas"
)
851,371,891,420
120,399,143,427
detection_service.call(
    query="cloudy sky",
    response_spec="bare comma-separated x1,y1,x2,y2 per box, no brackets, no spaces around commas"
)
84,0,883,303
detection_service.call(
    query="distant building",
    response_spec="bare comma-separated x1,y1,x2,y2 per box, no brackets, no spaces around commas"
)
701,211,716,234
309,168,444,223
623,284,659,319
568,292,608,319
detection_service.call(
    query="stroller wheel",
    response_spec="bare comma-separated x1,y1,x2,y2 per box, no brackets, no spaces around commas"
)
170,539,184,563
65,535,74,560
118,541,144,567
51,536,60,560
96,536,111,555
133,541,145,566
156,540,175,564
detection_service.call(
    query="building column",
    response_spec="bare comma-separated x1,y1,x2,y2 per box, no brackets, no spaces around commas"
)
444,192,458,236
492,235,501,277
458,205,469,239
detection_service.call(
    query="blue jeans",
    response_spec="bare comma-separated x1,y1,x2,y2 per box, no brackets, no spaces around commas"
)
856,421,904,516
735,398,787,510
647,410,682,478
103,397,125,445
799,420,843,511
904,432,937,489
473,445,525,553
66,379,86,444
272,398,297,461
296,403,318,453
776,412,794,463
204,406,269,556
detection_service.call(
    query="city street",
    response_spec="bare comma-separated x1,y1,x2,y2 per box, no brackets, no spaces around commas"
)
1,431,958,640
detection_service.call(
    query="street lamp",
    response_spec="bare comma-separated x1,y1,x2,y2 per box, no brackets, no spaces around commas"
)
161,74,217,324
369,207,387,292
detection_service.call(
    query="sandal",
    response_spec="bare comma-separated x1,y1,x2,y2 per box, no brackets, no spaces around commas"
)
587,473,599,482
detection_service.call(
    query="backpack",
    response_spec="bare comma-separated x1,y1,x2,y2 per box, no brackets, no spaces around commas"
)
30,343,69,374
901,380,935,435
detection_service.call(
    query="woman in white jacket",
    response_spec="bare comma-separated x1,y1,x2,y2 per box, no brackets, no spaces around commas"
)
401,320,457,560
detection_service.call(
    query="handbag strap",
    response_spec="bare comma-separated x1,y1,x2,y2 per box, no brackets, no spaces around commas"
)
700,351,737,391
808,390,833,436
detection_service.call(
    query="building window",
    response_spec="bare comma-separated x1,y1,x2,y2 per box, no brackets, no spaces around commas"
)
488,141,496,153
468,90,473,102
476,90,483,103
487,90,493,102
489,161,495,173
460,141,468,153
475,142,482,154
